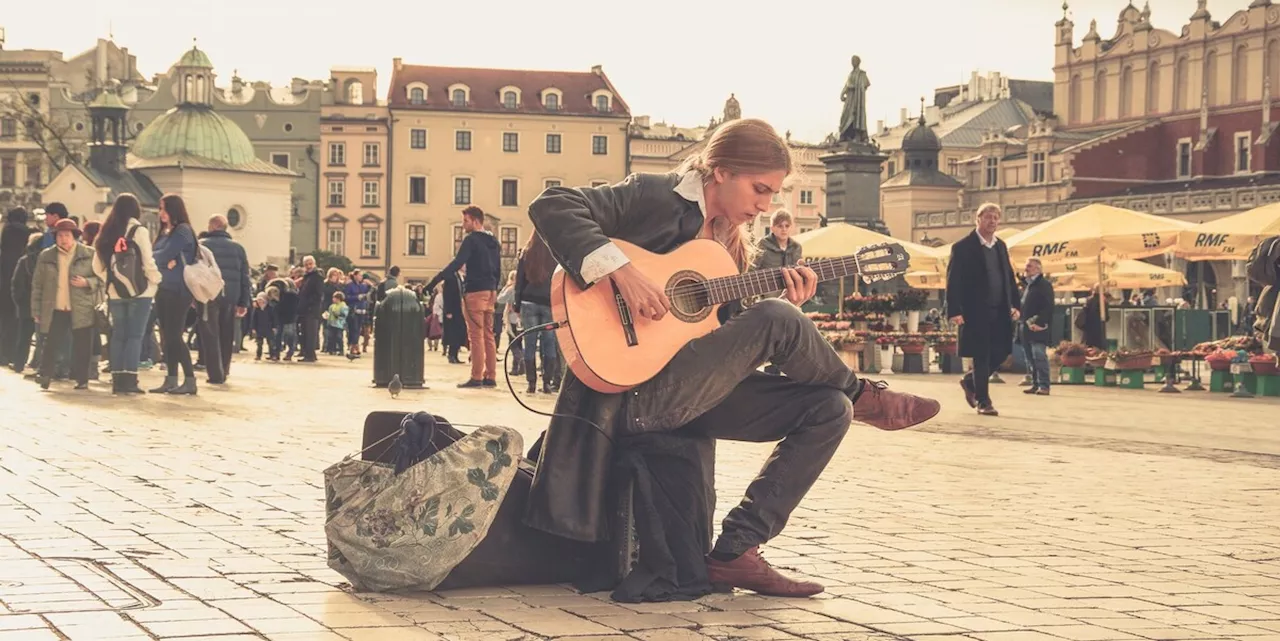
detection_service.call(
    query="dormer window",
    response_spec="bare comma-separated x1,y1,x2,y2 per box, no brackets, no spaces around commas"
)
409,87,424,104
595,95,610,112
503,91,518,109
451,88,467,107
543,88,563,111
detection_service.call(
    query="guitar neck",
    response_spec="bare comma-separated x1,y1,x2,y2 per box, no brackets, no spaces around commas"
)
704,256,861,305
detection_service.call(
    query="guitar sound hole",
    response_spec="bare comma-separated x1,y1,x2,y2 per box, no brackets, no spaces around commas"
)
666,272,713,323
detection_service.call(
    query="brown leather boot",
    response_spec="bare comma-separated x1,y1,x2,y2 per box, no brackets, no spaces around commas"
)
706,547,823,597
853,380,941,431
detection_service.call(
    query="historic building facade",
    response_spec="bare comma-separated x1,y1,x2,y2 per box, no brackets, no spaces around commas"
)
320,66,390,274
628,95,829,237
385,60,631,281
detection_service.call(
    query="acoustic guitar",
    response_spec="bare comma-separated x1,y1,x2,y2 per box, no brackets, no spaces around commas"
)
550,238,910,394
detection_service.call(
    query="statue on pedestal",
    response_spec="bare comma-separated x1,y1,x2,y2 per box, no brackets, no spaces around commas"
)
838,55,871,144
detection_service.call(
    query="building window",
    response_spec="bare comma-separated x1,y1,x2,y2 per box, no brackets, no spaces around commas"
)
363,142,380,166
327,227,345,255
0,159,14,187
592,135,608,155
546,133,562,154
409,87,425,105
886,161,897,177
408,223,427,256
1177,138,1192,178
328,142,345,166
362,228,379,258
798,190,814,205
410,129,427,149
503,91,518,109
454,177,472,205
347,81,364,104
455,130,472,151
25,159,41,187
0,118,15,138
1031,152,1046,184
328,180,345,206
984,157,998,188
271,152,290,168
502,132,519,153
948,158,959,176
544,93,560,110
501,179,519,207
595,95,610,112
499,226,519,258
363,180,379,206
226,207,243,229
544,179,561,190
451,89,467,107
453,225,465,254
1235,132,1252,173
408,176,427,204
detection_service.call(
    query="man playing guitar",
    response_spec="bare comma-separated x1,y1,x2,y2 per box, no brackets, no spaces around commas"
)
526,118,941,597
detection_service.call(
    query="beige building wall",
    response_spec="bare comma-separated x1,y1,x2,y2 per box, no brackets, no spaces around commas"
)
390,112,627,281
321,67,389,274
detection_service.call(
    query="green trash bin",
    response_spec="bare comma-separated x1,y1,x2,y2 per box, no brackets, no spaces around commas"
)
372,288,426,388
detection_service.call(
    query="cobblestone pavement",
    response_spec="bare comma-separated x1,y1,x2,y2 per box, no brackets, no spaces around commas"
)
3,348,1280,641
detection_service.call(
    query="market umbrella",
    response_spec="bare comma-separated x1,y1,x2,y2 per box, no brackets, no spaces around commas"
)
1048,259,1188,291
1174,203,1280,261
903,271,946,290
1003,204,1193,266
792,223,945,272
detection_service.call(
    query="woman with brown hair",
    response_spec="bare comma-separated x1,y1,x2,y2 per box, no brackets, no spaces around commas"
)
148,194,198,395
525,118,940,598
514,232,559,393
92,193,161,394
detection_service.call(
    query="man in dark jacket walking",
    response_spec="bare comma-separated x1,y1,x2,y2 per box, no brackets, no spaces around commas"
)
946,203,1020,416
8,229,42,371
1017,258,1054,395
197,215,251,384
426,206,502,388
0,207,31,365
296,255,325,362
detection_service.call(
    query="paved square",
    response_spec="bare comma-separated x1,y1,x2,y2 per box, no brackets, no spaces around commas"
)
3,352,1280,641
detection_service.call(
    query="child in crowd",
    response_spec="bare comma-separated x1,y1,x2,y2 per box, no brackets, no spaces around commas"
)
324,291,349,356
250,293,278,361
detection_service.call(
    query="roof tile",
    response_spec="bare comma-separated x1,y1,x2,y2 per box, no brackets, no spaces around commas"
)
387,64,629,117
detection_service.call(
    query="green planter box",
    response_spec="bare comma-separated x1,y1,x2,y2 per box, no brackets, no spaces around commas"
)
1209,370,1233,393
1118,370,1145,389
1257,375,1280,397
1094,369,1117,387
1059,366,1086,385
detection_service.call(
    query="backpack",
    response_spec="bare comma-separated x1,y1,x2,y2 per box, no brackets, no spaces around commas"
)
108,225,149,299
184,240,225,304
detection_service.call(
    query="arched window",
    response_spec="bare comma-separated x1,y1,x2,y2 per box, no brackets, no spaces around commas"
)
1174,56,1190,111
544,93,560,110
409,87,425,104
1147,61,1161,113
1205,49,1219,107
1094,70,1109,121
503,91,518,109
1269,40,1280,97
451,89,467,107
1119,66,1133,118
594,94,610,112
196,75,206,103
1069,74,1082,124
347,81,364,105
1234,44,1249,103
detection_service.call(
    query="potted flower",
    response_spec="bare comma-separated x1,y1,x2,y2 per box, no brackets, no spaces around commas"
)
893,289,929,332
1084,347,1108,369
1249,353,1279,376
1205,349,1236,372
1056,341,1088,368
898,334,927,355
1111,348,1153,371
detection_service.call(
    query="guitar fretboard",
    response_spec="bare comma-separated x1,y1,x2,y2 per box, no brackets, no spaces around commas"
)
699,255,864,305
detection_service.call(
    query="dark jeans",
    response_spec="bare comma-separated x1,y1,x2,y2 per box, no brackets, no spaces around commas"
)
300,315,320,360
347,312,364,350
1021,340,1050,390
962,307,1010,407
274,322,297,358
197,296,236,383
9,315,35,371
157,288,194,379
325,325,344,353
39,311,91,384
626,299,859,556
107,297,153,374
520,302,557,376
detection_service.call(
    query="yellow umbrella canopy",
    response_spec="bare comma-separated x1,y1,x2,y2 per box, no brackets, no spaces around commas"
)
1047,259,1188,291
1175,204,1280,261
903,271,946,290
1003,204,1193,266
791,223,945,274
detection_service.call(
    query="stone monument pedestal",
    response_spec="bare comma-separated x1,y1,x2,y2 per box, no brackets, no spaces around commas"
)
820,141,890,235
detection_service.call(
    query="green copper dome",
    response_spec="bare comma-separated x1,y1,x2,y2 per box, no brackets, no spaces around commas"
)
88,88,129,111
177,46,214,69
131,105,256,166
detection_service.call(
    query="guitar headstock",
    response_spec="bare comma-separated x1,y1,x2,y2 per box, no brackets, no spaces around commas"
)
853,242,911,284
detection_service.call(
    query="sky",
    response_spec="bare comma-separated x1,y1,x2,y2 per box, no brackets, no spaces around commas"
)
1,0,1256,143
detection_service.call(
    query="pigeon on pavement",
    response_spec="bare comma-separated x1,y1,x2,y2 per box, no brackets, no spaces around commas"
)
389,374,402,399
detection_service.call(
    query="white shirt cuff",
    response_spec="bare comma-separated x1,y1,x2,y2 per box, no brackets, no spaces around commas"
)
580,242,630,285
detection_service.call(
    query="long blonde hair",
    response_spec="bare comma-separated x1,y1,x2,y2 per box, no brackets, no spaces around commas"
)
678,118,793,271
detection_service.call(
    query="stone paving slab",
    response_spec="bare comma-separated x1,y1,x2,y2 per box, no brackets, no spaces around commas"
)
2,351,1280,640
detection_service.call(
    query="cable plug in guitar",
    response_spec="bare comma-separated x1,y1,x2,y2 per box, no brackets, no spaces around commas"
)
501,320,614,445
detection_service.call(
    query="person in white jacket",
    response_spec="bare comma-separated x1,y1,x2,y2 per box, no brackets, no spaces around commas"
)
92,194,162,394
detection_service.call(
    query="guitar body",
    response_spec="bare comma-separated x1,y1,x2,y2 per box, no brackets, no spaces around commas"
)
552,238,738,394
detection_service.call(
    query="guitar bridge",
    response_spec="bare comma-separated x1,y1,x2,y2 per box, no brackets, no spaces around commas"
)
612,281,639,347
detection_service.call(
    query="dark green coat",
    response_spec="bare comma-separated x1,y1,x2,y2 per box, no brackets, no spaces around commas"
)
30,244,101,334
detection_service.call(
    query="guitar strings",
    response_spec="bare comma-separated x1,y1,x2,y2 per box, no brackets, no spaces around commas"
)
663,254,899,301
